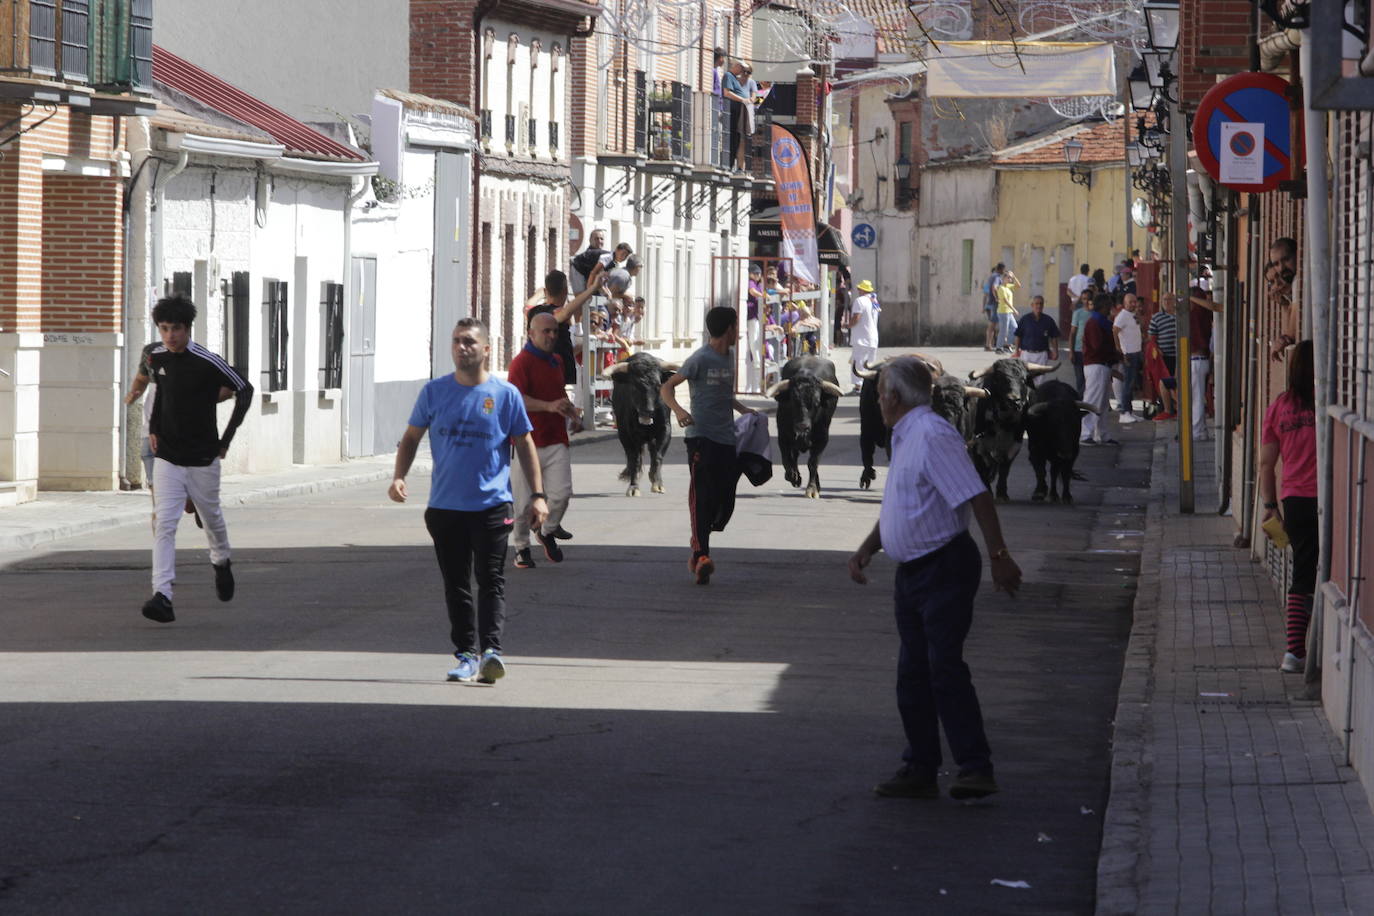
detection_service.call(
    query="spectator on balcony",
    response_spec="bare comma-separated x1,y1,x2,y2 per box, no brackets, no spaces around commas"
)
741,64,759,138
713,47,726,97
723,60,751,171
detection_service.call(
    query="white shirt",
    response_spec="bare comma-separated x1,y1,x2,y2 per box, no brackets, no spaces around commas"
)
1067,273,1092,299
1114,309,1142,354
850,293,880,348
878,406,987,562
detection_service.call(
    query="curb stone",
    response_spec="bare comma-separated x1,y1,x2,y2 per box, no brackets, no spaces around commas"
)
1094,425,1168,915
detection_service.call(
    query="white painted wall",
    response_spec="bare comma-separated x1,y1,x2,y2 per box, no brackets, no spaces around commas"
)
154,0,409,123
158,163,351,474
351,148,436,384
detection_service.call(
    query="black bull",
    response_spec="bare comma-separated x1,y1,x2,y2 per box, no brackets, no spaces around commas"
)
606,353,676,496
854,355,982,489
967,358,1056,501
769,356,845,498
1025,379,1098,505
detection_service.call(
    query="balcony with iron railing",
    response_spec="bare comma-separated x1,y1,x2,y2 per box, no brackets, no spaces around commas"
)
690,90,729,172
646,78,692,165
0,0,152,98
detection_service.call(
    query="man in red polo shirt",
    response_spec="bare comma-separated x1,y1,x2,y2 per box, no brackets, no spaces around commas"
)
507,311,579,568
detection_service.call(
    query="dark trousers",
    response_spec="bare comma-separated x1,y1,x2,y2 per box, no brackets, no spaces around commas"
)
686,437,740,558
1283,496,1319,594
424,504,513,657
1072,351,1085,396
893,531,992,777
1119,351,1143,412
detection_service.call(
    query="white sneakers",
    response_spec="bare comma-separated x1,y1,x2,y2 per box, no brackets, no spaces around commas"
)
1281,652,1304,673
1119,413,1142,424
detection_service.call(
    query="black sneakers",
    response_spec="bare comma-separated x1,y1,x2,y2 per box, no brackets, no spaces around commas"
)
214,561,234,602
536,529,564,563
874,766,939,799
513,548,536,569
550,526,573,541
949,769,999,800
141,592,175,623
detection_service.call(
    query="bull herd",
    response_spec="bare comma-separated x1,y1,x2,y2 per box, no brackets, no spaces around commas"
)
603,352,1100,505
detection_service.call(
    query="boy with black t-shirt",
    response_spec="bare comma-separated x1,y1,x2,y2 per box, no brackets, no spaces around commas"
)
140,295,253,623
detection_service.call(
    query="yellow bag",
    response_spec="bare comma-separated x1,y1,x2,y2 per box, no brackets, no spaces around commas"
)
1262,514,1290,550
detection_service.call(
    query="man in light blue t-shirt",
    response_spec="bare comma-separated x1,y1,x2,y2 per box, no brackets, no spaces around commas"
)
389,318,545,684
661,306,757,585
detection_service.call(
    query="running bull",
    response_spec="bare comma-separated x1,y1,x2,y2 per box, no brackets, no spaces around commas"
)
1024,379,1098,505
605,352,678,496
966,358,1057,501
853,354,984,489
768,356,845,498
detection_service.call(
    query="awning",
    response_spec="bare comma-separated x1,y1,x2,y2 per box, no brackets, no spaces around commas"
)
750,220,849,266
816,222,849,267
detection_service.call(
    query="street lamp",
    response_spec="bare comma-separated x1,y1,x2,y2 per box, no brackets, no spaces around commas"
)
1144,0,1181,53
1127,141,1144,168
1127,64,1154,112
894,154,911,182
1063,138,1092,188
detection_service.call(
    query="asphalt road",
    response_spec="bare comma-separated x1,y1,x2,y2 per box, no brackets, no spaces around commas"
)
1,365,1149,915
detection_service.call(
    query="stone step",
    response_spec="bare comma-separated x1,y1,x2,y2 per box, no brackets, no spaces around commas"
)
0,480,22,508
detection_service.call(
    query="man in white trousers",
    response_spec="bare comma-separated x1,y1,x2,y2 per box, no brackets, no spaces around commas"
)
1079,293,1119,446
141,295,253,623
507,312,578,568
848,279,881,391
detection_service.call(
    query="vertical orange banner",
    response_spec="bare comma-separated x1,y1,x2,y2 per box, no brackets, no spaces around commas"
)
769,124,820,285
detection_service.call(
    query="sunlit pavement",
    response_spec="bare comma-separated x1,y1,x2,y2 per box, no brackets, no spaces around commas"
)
1,347,1149,914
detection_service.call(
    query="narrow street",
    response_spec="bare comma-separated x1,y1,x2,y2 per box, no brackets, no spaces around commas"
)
1,363,1149,914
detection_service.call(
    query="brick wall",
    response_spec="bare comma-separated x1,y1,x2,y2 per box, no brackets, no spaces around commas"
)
410,0,478,108
1178,0,1255,109
41,175,123,333
0,105,120,334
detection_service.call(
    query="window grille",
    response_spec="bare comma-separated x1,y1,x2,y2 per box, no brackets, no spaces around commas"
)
549,121,560,153
226,271,250,377
320,282,344,389
480,109,492,140
263,279,288,393
29,0,57,75
58,0,88,82
169,271,191,297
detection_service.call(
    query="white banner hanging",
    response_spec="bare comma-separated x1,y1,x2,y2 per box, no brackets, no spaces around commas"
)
924,42,1117,98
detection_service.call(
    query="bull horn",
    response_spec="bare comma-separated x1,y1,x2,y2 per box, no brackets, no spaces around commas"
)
765,379,792,398
862,358,889,371
659,361,681,372
1075,400,1100,415
603,361,630,376
963,387,989,399
820,381,846,398
968,367,991,381
854,366,879,380
1025,362,1059,375
909,352,945,375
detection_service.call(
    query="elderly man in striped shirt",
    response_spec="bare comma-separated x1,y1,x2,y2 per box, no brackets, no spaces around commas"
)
848,356,1022,801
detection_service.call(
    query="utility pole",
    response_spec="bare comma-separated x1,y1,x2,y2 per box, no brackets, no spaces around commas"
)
1169,93,1194,513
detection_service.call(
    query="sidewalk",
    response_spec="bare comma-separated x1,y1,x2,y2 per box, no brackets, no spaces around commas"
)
0,428,622,555
1098,426,1374,914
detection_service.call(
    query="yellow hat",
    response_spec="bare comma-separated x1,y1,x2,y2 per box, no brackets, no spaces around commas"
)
857,279,875,292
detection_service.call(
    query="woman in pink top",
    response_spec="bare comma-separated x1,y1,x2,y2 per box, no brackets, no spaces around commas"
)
1258,340,1317,673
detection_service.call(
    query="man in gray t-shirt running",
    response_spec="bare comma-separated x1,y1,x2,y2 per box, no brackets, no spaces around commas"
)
661,306,758,585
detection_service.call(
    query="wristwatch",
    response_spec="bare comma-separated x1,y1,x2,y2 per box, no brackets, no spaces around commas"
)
1263,501,1279,509
530,491,547,500
990,547,1012,561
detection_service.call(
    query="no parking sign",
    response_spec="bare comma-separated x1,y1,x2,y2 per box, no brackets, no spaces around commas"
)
1193,72,1296,194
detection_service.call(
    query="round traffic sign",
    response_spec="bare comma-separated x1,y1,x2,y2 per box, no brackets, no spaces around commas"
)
1193,71,1294,194
851,223,876,249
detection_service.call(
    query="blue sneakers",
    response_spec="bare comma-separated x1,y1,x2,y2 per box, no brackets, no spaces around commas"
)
478,648,506,684
447,652,479,682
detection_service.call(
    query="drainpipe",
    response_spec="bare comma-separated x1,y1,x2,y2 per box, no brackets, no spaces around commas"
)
340,174,370,457
121,116,154,489
149,149,189,316
1237,196,1261,546
1298,38,1333,691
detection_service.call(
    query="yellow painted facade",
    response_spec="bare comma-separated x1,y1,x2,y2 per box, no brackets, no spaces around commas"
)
990,165,1139,306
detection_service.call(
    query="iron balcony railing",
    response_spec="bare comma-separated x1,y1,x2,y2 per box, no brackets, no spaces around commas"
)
691,90,729,170
647,79,691,163
1,0,150,90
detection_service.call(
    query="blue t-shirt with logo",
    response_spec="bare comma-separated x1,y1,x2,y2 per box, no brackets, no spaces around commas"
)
408,375,532,511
